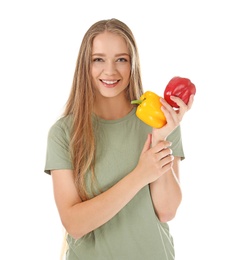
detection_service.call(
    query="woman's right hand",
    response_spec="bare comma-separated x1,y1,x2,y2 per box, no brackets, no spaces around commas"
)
134,134,174,185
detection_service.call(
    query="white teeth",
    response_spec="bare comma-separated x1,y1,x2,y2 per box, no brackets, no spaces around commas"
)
102,80,118,84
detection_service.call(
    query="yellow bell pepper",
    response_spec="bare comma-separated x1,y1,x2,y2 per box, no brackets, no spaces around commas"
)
131,91,167,128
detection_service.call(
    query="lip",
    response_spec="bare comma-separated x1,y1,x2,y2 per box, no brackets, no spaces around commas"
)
100,79,120,88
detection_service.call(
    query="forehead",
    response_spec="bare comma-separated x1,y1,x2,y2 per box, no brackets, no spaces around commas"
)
92,31,129,54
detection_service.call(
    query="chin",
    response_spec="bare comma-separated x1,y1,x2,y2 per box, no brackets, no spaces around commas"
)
98,88,126,99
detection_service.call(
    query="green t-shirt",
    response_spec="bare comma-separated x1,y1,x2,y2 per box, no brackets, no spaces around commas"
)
44,108,184,260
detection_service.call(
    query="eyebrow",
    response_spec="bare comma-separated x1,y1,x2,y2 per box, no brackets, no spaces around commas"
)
92,53,130,57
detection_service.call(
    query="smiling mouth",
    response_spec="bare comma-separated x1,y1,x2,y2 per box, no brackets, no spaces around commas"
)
101,80,119,84
100,79,120,88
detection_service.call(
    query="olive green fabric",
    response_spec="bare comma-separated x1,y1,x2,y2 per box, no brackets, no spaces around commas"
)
44,108,184,260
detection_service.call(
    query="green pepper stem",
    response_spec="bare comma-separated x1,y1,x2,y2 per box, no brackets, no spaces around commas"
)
131,100,143,105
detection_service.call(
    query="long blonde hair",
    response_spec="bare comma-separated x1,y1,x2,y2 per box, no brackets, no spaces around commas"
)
63,18,143,200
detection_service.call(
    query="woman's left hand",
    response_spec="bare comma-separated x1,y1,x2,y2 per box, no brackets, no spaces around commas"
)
152,94,194,143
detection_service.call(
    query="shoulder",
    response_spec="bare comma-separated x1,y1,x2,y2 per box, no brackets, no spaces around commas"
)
48,115,73,139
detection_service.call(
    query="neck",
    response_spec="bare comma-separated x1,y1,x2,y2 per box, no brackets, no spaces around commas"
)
93,95,133,120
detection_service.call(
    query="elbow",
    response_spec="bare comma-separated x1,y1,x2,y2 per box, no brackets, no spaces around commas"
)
61,219,85,240
158,211,177,223
156,204,181,223
159,195,182,223
66,228,85,240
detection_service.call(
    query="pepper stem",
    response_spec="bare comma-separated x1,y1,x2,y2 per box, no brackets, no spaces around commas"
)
131,99,143,105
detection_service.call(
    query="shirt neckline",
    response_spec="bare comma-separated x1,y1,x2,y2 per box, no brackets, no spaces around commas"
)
93,107,136,125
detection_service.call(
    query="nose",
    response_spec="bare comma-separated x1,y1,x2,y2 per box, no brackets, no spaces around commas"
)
104,61,117,75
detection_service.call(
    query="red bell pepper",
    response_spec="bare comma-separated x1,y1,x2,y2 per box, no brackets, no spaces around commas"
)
164,76,196,108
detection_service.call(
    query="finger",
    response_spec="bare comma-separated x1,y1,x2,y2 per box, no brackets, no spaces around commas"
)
187,94,194,110
160,98,175,120
161,105,178,125
160,158,174,172
158,148,173,160
151,141,172,154
170,95,186,108
160,97,174,110
170,96,188,120
170,95,194,111
161,102,180,126
161,97,180,117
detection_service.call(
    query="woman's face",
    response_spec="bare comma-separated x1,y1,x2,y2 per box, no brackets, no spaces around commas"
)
91,31,131,99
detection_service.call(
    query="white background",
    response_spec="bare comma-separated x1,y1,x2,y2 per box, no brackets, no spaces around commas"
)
1,0,240,259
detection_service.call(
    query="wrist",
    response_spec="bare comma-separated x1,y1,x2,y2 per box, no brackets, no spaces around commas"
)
151,134,166,147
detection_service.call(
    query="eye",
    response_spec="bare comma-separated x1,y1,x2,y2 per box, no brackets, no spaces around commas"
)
93,58,104,62
117,57,128,62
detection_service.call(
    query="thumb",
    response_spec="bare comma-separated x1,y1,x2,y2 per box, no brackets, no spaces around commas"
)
141,134,152,155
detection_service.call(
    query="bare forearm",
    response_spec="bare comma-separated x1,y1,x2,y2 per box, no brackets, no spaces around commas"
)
65,170,145,239
150,168,182,222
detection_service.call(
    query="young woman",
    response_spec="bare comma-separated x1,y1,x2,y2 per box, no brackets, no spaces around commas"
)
44,18,194,260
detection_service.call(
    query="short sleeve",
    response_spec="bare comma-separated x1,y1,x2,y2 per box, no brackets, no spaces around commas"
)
44,118,73,174
167,125,185,160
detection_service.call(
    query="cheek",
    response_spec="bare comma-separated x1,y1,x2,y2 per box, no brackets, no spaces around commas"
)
91,63,103,77
119,66,131,79
91,67,97,78
90,68,98,88
124,70,131,82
